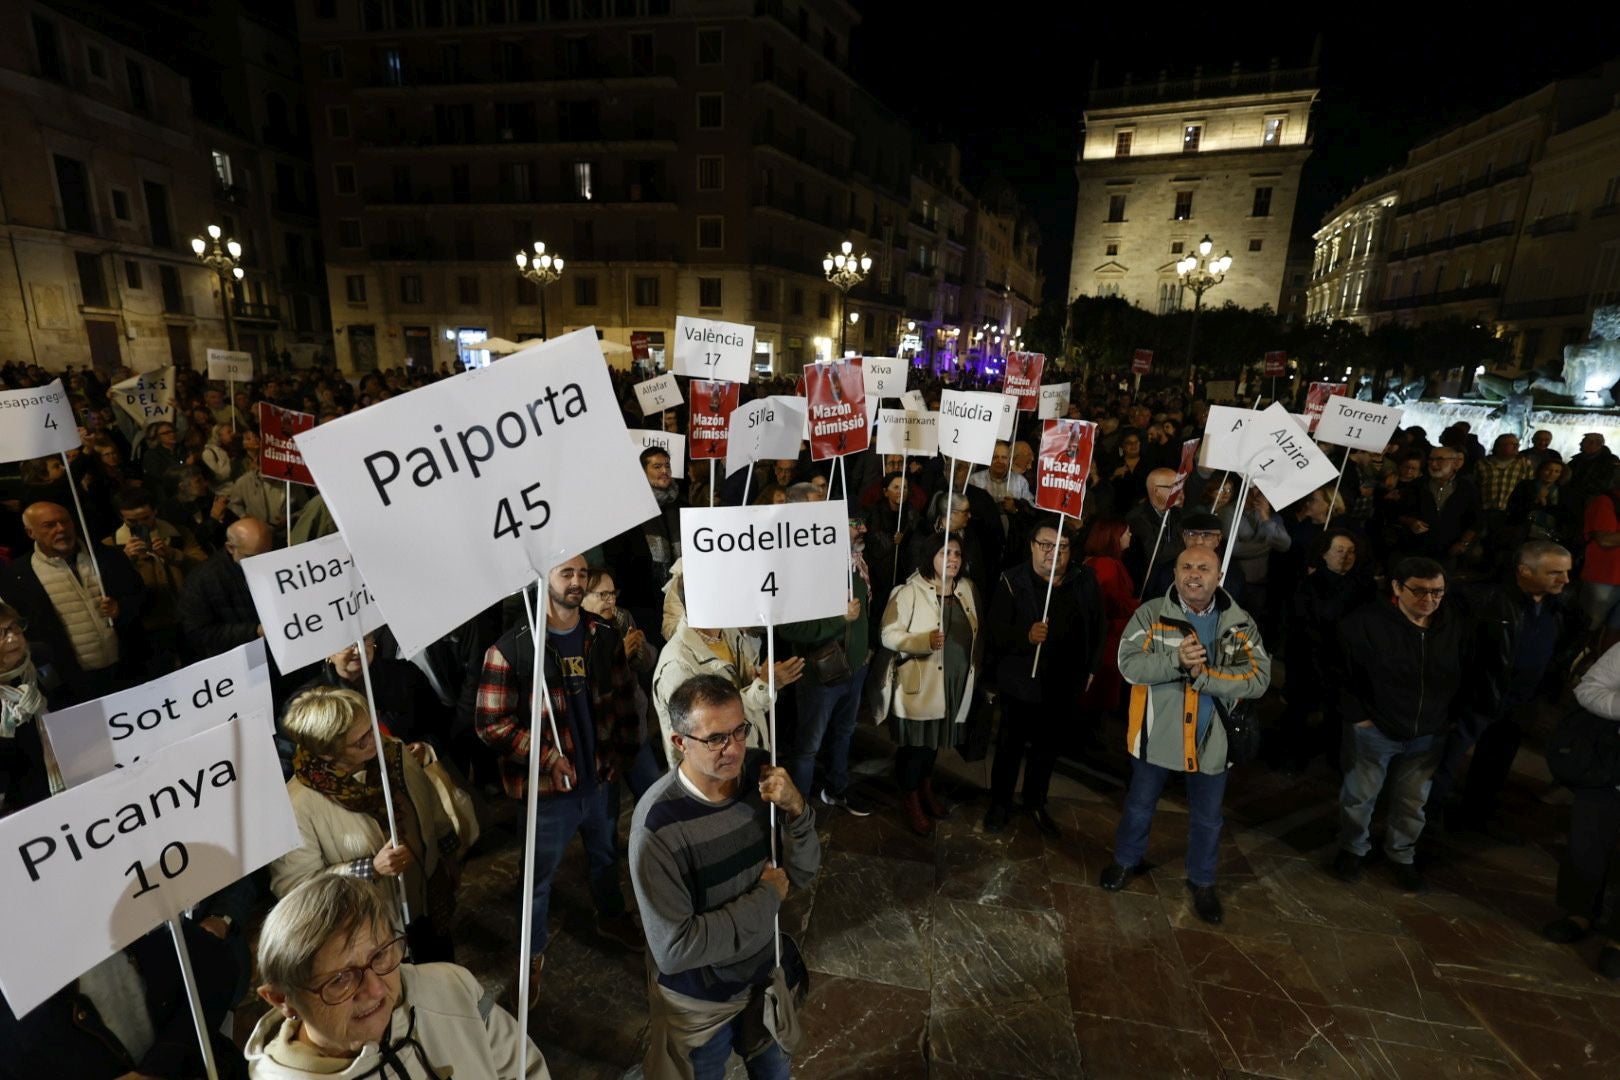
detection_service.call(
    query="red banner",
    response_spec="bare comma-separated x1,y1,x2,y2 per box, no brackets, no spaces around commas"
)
803,359,869,460
1035,419,1097,519
1304,381,1348,432
1168,437,1201,508
1004,351,1045,411
689,380,740,460
1263,351,1287,378
257,401,315,486
631,332,650,361
1132,349,1153,375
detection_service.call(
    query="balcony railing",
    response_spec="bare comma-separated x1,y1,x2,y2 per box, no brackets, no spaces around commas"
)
1499,295,1588,320
1386,221,1514,263
1375,282,1501,312
359,120,676,149
233,300,281,321
1394,162,1530,217
1527,211,1580,237
364,182,677,206
751,125,848,178
751,186,837,228
364,54,677,89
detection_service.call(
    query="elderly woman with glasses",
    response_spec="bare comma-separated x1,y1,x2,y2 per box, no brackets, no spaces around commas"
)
0,603,52,813
247,876,549,1078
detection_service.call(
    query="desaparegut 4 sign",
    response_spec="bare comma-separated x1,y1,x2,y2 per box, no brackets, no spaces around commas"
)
680,501,851,628
294,329,658,657
673,316,755,382
0,380,80,462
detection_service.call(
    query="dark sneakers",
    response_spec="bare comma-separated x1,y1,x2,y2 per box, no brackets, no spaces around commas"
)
982,804,1011,833
1186,881,1223,925
1331,850,1363,883
1031,807,1062,839
1391,862,1427,894
1099,862,1136,891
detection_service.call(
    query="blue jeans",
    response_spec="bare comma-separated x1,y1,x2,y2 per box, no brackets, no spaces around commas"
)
1338,723,1442,864
787,663,868,799
1111,758,1229,887
687,1017,792,1080
527,782,625,955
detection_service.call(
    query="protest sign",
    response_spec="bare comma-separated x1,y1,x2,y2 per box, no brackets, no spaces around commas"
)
901,389,927,413
294,329,658,657
680,501,851,628
1038,382,1072,420
1205,380,1239,403
689,379,741,460
1203,405,1264,471
877,409,939,456
864,357,906,399
995,393,1018,441
633,373,683,416
257,402,316,486
1004,352,1045,411
1239,402,1340,511
631,332,650,363
0,714,298,1016
725,396,806,478
1304,381,1348,432
1169,438,1202,507
205,348,253,383
1035,420,1096,518
939,390,1003,466
1315,394,1403,452
0,380,80,461
627,429,686,479
1263,351,1288,378
43,641,272,788
242,533,385,673
1132,349,1154,374
804,358,869,460
673,316,754,382
111,367,175,426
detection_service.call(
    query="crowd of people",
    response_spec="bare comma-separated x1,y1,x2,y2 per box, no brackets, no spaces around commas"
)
2,354,1620,1078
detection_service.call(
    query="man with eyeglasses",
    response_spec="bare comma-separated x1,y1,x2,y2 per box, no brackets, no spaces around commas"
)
1393,448,1482,567
1124,467,1183,587
631,675,819,1079
1331,556,1471,893
984,524,1104,835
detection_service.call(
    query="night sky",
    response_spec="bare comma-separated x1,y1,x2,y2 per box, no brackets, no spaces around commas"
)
849,6,1613,303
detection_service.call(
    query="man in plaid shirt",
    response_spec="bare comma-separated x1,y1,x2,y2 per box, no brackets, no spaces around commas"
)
476,554,645,1010
1476,433,1536,511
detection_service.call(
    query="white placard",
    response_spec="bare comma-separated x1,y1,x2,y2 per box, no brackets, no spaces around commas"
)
294,329,659,657
902,390,927,412
673,316,755,382
111,367,175,426
628,429,687,479
633,373,684,416
0,714,299,1016
42,641,273,789
995,393,1019,442
1202,406,1264,472
680,501,851,628
242,533,387,673
0,380,81,462
205,348,254,383
864,358,907,399
877,409,939,456
1314,395,1405,453
1038,383,1072,420
725,396,807,478
1242,403,1342,511
939,390,1003,465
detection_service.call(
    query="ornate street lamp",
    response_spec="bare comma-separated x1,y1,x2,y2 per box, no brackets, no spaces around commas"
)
823,239,871,354
191,224,244,351
1176,234,1232,390
515,241,564,340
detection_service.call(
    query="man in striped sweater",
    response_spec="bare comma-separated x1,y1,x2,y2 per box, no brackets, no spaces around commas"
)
630,675,820,1080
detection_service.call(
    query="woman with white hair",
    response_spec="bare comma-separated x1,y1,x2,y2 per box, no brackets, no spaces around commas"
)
247,875,549,1078
272,686,461,962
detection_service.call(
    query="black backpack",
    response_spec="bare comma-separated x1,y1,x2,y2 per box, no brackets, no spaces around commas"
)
1546,705,1620,790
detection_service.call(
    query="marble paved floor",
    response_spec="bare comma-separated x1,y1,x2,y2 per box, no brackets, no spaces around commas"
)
239,723,1617,1078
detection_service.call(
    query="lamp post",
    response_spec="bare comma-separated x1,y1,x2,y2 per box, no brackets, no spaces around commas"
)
191,224,244,351
515,241,564,340
823,239,871,355
1175,234,1232,392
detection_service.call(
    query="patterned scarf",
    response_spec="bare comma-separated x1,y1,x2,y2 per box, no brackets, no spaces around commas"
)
293,737,418,855
849,547,872,598
0,661,45,739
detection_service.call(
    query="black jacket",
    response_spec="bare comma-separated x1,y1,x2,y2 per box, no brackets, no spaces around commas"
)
1464,582,1583,717
1124,502,1182,585
1392,476,1483,558
1335,599,1471,739
601,498,680,616
0,545,145,704
177,550,260,662
988,561,1106,703
1287,567,1376,687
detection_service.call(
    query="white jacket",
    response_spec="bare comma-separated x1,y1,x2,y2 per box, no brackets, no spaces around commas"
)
650,621,773,764
31,547,118,671
245,962,549,1079
879,572,979,721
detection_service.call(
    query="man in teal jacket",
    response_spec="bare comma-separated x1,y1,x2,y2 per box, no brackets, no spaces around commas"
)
1099,545,1271,925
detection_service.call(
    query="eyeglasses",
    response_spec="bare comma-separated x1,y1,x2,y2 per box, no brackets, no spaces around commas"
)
1182,530,1221,541
681,721,753,752
1399,583,1446,600
1032,540,1071,554
0,621,27,641
588,589,619,600
306,934,407,1005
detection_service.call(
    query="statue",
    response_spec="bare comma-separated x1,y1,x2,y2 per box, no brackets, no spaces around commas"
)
1384,375,1428,407
1530,306,1620,406
1354,374,1374,401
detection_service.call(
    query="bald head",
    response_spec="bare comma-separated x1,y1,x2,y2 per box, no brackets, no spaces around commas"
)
23,502,77,558
1145,468,1179,512
225,518,275,562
